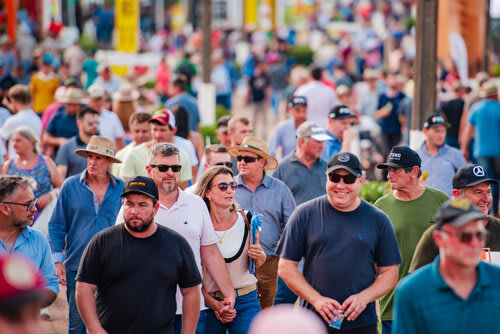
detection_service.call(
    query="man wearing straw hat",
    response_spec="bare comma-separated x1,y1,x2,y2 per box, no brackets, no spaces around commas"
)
48,135,124,334
228,136,296,309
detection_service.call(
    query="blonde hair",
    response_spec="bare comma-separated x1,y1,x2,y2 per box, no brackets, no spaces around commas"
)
13,126,40,154
194,166,237,213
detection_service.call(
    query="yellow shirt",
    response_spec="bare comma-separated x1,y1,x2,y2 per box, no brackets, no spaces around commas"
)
30,73,60,114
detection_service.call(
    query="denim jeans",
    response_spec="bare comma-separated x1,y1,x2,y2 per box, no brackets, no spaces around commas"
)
477,157,499,214
274,276,298,305
205,289,261,334
381,320,392,334
66,269,86,334
174,309,207,334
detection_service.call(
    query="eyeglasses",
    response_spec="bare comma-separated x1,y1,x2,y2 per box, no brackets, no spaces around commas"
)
328,173,358,184
441,230,489,244
215,162,234,168
88,120,99,126
150,164,182,172
1,198,38,211
236,156,260,163
212,182,237,192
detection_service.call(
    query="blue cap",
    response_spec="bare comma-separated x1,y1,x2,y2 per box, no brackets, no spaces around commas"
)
42,53,54,65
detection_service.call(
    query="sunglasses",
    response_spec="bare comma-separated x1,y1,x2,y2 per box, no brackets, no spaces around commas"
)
2,198,38,211
215,161,234,168
328,173,358,184
236,156,260,163
213,182,237,192
88,120,99,126
441,230,489,244
150,164,182,172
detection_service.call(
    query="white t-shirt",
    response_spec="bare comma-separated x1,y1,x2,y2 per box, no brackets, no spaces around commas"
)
174,136,199,166
116,189,218,314
0,109,42,159
99,109,125,142
294,81,337,128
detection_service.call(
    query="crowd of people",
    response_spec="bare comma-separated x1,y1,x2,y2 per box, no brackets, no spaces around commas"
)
1,1,500,334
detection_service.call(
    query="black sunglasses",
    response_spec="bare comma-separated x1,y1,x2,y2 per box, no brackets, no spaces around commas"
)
236,156,260,163
2,198,38,211
441,230,489,244
328,173,358,184
213,182,237,192
215,161,234,168
150,164,182,172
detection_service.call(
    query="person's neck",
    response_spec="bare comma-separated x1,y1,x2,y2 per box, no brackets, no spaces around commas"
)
210,205,235,230
425,141,441,156
295,149,316,169
125,222,158,238
438,256,478,300
79,132,92,144
242,173,264,191
0,222,23,251
86,171,110,185
393,181,425,201
15,104,30,113
17,150,36,162
294,119,304,128
158,188,180,209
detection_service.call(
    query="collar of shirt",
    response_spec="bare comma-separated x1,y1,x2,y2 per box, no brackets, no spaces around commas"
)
420,142,449,157
158,188,189,211
17,109,35,115
325,129,341,143
79,169,118,187
235,173,272,190
431,256,492,293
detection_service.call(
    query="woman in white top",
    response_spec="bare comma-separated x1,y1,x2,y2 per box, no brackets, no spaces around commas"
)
195,166,266,334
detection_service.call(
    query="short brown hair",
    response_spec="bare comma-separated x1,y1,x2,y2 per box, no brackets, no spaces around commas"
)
228,116,250,132
8,85,32,105
128,111,152,128
204,144,228,162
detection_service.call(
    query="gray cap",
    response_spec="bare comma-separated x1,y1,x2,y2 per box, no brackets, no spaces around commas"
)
296,121,332,141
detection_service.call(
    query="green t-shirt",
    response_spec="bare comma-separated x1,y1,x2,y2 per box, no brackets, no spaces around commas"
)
409,215,500,273
120,143,192,182
112,142,135,177
374,187,449,321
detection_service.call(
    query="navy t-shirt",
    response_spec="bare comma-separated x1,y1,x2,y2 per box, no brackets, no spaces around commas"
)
46,107,78,139
277,196,402,330
377,92,406,134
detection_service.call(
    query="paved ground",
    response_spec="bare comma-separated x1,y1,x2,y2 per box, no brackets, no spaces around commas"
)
41,285,68,333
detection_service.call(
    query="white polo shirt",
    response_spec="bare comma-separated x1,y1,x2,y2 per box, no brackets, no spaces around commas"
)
116,189,218,314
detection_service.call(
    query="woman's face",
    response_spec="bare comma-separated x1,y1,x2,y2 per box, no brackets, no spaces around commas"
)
12,133,33,155
206,173,236,211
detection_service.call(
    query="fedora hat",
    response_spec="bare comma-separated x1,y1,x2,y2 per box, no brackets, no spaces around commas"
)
75,136,121,163
113,82,140,102
228,137,278,170
480,81,498,98
61,87,87,104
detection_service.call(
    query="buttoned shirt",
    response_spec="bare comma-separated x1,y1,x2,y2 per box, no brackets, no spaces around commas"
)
416,142,467,195
48,170,124,271
234,173,296,256
0,226,59,294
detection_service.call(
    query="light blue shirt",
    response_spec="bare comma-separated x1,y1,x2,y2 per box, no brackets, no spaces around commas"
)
234,173,296,256
416,142,467,195
0,226,59,294
321,130,341,161
48,170,124,271
165,93,200,131
268,119,298,159
468,99,500,158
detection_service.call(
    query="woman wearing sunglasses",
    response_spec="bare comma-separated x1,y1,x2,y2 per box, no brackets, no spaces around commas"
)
195,166,266,334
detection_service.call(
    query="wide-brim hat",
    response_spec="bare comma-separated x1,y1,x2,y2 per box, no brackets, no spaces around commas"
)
60,87,87,104
75,135,121,163
228,137,278,170
480,81,498,98
113,82,140,102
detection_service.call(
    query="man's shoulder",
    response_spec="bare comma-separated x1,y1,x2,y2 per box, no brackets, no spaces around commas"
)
398,262,434,295
423,187,449,202
264,174,293,192
60,136,78,148
373,192,394,207
23,227,50,245
178,190,206,208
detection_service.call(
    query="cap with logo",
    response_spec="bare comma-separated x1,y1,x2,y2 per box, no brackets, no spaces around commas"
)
329,105,355,120
452,164,499,190
435,198,486,230
377,146,421,169
423,114,450,129
296,121,332,141
121,176,159,200
288,96,307,108
327,152,362,177
149,109,176,128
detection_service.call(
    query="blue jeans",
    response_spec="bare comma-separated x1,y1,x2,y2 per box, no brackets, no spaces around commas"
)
274,276,298,305
205,289,261,334
174,309,206,334
381,320,392,334
477,157,499,214
66,269,86,334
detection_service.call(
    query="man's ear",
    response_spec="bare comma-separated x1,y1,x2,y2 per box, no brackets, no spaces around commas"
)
172,127,177,135
0,204,10,216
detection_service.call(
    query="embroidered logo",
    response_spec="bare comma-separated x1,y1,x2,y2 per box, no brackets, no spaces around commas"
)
338,153,350,163
473,166,485,177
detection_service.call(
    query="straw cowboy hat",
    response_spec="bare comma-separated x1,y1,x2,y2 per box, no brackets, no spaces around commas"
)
61,87,87,104
75,136,122,163
228,137,278,170
113,82,140,102
480,81,498,98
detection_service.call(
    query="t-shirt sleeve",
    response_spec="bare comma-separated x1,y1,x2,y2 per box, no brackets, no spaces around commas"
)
468,105,478,125
177,237,202,288
408,225,438,273
76,234,103,285
46,115,58,135
276,208,306,262
375,213,403,267
54,142,69,166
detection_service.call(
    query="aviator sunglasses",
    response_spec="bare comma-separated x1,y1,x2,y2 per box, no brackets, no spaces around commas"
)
441,230,489,244
150,164,182,172
328,173,358,184
212,181,237,192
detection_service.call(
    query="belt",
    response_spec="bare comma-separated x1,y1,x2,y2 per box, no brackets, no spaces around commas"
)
211,284,257,299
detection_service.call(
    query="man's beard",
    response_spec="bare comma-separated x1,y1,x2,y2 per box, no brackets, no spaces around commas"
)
160,183,177,193
124,213,155,233
12,215,32,229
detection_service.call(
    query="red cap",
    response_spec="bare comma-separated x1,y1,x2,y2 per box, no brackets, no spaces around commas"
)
149,109,176,128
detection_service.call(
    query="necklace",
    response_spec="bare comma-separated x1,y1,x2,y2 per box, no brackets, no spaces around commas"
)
22,159,28,166
214,230,227,244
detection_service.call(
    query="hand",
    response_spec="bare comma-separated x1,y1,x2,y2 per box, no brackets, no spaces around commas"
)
342,128,356,143
55,262,67,286
37,192,53,210
213,299,236,323
247,243,264,260
312,296,342,324
341,292,369,321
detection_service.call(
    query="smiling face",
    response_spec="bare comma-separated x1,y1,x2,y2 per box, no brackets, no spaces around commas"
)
460,182,492,216
205,173,236,210
326,169,362,212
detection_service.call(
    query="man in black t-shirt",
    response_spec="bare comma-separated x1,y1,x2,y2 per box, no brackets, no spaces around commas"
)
76,176,202,334
277,153,402,333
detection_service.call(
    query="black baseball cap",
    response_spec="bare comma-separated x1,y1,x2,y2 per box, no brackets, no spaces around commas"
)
452,164,498,189
423,114,450,129
329,105,355,120
435,198,486,230
327,152,362,177
121,176,159,200
288,96,307,108
377,146,421,169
